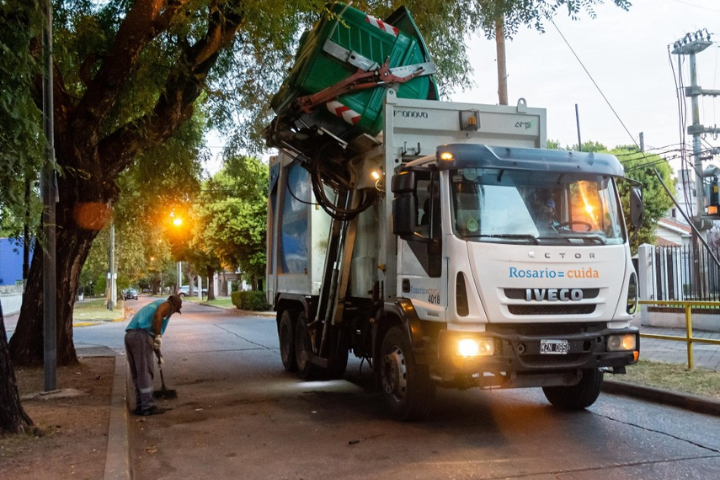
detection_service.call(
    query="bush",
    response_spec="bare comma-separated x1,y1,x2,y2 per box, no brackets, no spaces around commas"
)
231,291,270,311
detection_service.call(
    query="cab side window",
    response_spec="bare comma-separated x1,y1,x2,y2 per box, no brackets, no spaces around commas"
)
415,177,439,239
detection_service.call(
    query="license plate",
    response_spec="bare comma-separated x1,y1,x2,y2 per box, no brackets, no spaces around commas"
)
540,339,570,355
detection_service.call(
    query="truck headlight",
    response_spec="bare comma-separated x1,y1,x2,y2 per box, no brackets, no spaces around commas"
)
607,334,637,352
457,338,494,357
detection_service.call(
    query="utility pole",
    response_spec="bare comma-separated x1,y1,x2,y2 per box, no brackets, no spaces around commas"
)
495,16,508,106
575,104,582,151
672,29,719,299
42,0,57,392
672,30,720,231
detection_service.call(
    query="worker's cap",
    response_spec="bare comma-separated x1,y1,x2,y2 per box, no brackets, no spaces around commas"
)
167,295,182,314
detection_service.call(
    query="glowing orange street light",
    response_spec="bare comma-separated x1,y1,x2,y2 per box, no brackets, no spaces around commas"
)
173,217,183,227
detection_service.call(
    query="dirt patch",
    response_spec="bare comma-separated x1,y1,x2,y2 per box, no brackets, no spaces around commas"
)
0,356,115,480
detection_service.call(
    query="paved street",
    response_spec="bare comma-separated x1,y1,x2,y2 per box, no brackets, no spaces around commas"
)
65,298,720,480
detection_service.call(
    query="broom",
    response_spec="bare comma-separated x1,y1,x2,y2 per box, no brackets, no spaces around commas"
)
153,349,178,399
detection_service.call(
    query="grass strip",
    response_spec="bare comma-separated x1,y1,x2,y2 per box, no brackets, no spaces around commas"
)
73,298,124,323
614,360,720,401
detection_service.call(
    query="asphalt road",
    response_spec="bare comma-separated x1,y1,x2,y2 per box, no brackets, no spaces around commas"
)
76,298,720,480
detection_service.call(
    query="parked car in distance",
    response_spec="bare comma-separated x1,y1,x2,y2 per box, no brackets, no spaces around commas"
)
123,288,138,300
178,285,207,297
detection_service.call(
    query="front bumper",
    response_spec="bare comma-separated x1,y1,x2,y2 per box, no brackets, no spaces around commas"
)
427,325,639,388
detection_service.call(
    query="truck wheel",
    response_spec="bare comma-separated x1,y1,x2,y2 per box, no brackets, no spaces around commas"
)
294,311,320,379
542,368,604,410
278,310,298,372
380,326,435,421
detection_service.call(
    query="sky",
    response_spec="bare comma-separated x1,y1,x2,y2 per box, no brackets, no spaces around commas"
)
205,0,720,176
450,0,720,172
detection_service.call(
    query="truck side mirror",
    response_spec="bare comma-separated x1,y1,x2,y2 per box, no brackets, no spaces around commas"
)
629,186,644,229
392,171,417,237
391,170,415,194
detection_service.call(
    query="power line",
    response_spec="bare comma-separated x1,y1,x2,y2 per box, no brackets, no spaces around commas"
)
666,0,720,14
549,18,641,152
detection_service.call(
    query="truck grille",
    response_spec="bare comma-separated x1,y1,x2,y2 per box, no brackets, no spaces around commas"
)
504,288,599,299
508,304,596,315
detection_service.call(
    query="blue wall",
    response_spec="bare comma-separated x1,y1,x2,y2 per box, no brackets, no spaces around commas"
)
0,238,31,286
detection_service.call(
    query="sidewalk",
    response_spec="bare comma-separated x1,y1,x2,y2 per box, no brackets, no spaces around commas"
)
634,325,720,371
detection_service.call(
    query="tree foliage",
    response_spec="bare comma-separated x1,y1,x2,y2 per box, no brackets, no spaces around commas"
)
612,146,675,252
195,155,268,289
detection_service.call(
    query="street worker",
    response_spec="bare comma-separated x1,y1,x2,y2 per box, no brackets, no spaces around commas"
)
124,295,182,416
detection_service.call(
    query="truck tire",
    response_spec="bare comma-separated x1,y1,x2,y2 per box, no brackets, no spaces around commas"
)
542,368,604,410
278,310,298,372
380,326,435,421
294,311,320,379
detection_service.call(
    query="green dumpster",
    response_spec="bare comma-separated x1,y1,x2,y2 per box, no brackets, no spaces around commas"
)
270,3,438,140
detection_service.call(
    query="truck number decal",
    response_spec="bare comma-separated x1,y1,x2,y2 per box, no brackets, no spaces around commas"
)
427,289,441,304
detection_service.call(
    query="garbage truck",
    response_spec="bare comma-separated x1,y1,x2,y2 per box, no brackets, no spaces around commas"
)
265,3,643,420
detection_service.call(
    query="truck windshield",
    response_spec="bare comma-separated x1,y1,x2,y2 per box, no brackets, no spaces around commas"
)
450,168,625,245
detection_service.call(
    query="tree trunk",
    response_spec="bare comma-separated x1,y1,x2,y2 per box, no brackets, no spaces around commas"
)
9,197,99,366
206,266,215,301
0,302,33,434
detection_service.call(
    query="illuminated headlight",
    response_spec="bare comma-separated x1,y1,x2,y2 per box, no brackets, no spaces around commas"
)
457,338,494,357
607,334,637,352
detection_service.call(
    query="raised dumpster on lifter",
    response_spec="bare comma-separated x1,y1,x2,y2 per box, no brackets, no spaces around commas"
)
267,3,438,150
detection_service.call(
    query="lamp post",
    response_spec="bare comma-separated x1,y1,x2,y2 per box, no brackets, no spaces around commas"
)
170,212,184,293
42,0,57,392
107,223,116,310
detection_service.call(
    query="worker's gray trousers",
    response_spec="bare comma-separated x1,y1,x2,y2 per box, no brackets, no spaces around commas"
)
124,329,155,413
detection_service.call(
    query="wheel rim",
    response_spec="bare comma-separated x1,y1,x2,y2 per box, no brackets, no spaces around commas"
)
382,345,407,402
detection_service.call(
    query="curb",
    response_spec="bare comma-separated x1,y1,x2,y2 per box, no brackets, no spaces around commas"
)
603,379,720,417
104,356,130,480
197,302,276,318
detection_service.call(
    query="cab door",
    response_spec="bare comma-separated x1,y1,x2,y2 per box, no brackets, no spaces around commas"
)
394,169,447,320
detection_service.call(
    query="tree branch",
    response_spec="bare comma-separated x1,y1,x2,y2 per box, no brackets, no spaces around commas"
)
154,0,194,33
98,3,243,175
72,0,166,134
